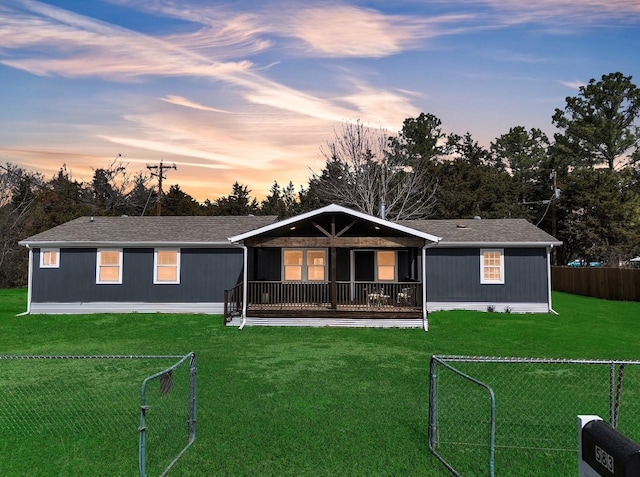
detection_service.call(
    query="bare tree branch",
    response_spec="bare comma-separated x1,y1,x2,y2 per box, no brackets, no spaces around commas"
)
310,121,437,220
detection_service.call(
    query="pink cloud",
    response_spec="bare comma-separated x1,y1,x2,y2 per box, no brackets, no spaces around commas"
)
160,96,232,114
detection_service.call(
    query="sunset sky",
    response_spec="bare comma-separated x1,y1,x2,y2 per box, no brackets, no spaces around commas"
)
1,0,639,202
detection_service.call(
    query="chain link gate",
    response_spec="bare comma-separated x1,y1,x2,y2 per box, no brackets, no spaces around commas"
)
0,353,196,476
139,352,197,477
429,356,640,477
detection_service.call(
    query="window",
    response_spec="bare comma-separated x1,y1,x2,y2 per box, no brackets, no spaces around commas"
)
96,249,123,284
154,249,180,284
480,249,504,284
284,250,303,281
377,251,396,281
283,249,326,281
307,250,326,281
40,249,60,268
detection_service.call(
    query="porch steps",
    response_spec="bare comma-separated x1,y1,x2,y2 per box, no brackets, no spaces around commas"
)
226,316,425,329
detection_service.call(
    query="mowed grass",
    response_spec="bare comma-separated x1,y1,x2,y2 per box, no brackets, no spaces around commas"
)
1,289,639,476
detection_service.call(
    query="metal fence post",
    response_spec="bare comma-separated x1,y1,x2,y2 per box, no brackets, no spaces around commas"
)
189,352,197,440
139,401,149,477
428,357,439,452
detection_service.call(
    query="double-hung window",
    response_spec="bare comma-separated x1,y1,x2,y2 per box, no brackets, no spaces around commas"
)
377,251,396,281
96,249,123,284
40,248,60,268
283,249,326,281
154,249,180,284
480,249,504,284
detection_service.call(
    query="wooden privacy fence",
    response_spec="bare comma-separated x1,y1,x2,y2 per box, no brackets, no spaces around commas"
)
552,267,640,301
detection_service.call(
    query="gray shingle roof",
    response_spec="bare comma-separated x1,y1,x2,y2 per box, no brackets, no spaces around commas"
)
401,218,561,245
20,215,278,246
19,212,560,248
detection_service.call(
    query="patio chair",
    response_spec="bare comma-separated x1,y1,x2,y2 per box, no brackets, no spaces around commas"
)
366,287,390,307
397,286,415,306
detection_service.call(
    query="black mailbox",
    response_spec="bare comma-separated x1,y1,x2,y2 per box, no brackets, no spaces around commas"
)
582,420,640,477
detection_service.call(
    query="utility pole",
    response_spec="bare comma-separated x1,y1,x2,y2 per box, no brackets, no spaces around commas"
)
550,170,559,265
146,160,176,216
523,171,560,264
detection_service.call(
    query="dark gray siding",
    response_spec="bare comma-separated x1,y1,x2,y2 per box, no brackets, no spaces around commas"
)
426,248,548,303
336,248,350,281
252,248,281,281
31,247,243,303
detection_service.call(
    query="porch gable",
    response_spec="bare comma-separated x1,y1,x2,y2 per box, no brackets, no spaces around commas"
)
228,204,441,244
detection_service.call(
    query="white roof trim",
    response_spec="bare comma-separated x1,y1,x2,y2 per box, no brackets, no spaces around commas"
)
19,240,233,248
437,241,563,248
228,204,441,243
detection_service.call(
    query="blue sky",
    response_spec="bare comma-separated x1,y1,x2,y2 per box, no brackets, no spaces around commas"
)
1,0,639,201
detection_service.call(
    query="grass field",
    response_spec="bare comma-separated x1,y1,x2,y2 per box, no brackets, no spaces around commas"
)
1,289,639,476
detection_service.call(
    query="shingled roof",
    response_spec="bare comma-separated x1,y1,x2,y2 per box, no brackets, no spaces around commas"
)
19,215,278,246
401,218,561,246
19,211,560,248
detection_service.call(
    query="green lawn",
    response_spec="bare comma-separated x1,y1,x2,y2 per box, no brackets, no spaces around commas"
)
1,289,639,476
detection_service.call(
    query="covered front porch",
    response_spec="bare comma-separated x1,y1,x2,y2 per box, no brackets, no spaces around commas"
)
225,204,440,328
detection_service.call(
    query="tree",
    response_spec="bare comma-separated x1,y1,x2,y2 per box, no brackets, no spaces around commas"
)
32,165,93,229
310,120,437,220
388,112,448,163
260,181,302,218
123,172,155,216
555,167,640,265
447,132,492,168
430,139,519,220
207,182,258,216
552,72,640,170
491,126,554,223
491,127,551,190
162,184,203,216
90,159,132,214
0,163,43,287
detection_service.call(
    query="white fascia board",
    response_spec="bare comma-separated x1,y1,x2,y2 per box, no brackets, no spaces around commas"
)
18,240,233,248
436,241,562,248
228,203,441,243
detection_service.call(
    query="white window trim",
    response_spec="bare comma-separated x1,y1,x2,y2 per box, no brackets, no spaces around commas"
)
40,248,60,268
282,248,328,282
349,249,398,282
154,248,181,284
480,248,504,285
96,249,123,285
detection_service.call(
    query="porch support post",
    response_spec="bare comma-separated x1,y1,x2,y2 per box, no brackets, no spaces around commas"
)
241,245,248,319
18,245,33,316
547,245,558,315
422,243,428,329
330,246,337,309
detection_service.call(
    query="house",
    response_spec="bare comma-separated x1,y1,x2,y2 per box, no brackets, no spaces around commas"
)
19,204,561,329
18,215,277,314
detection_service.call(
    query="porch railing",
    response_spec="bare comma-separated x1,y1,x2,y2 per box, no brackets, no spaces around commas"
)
223,282,243,322
246,281,421,309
